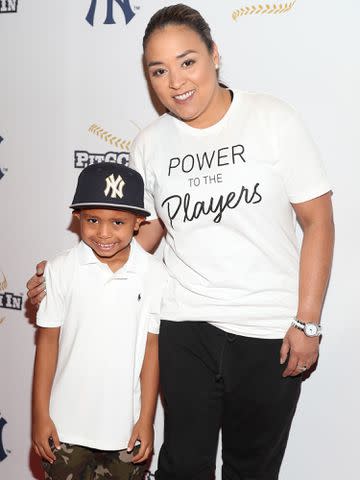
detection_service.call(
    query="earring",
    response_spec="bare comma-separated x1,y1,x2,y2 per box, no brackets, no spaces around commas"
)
215,64,219,70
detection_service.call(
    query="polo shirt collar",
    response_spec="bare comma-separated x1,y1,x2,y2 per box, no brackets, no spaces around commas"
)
77,240,140,275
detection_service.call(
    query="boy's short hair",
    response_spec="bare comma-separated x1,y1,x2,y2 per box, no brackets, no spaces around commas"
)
70,163,150,217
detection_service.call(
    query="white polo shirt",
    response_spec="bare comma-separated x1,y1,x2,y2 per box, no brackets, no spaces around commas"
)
36,240,167,450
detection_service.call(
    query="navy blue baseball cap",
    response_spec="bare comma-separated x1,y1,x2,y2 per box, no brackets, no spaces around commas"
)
70,163,151,217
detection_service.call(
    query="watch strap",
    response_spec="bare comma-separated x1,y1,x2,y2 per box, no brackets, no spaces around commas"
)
291,318,305,330
291,317,322,336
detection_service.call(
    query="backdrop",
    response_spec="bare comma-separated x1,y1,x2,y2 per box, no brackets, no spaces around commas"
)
1,1,359,478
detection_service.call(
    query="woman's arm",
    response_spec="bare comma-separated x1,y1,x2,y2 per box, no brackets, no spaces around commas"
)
281,192,334,377
136,218,165,253
27,220,165,305
127,332,159,463
32,327,61,462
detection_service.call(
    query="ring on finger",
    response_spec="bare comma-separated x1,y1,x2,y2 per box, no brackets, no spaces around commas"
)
296,364,307,371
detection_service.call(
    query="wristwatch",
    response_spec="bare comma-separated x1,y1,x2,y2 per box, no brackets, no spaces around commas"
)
291,317,322,337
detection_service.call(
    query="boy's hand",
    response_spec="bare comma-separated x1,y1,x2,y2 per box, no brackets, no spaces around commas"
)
127,419,154,463
32,415,60,463
26,261,47,306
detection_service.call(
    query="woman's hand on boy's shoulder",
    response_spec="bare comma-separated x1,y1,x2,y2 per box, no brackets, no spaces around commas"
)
127,418,154,463
32,414,60,463
26,260,47,306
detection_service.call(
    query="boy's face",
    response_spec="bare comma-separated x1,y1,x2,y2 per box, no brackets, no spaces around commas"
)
74,208,143,266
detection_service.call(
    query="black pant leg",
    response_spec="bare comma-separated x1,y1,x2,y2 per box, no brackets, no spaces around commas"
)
221,335,301,480
156,321,225,480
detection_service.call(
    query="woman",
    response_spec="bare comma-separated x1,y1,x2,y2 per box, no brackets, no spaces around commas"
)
28,4,334,479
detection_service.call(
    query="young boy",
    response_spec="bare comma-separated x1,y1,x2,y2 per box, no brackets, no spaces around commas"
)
32,163,166,479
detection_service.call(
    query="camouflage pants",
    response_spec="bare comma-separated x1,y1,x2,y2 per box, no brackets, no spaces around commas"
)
42,441,146,480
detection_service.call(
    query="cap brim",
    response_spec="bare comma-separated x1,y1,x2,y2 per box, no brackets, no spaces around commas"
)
69,202,151,217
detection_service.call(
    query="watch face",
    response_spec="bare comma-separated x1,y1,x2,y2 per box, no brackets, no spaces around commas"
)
305,324,318,337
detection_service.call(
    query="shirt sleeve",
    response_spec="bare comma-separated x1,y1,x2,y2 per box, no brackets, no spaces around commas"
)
36,262,65,327
146,263,168,334
276,108,332,204
129,136,158,220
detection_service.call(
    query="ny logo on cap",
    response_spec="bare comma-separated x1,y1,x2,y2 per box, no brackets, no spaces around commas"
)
104,174,126,199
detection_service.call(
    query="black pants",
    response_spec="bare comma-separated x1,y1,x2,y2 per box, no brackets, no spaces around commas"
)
156,321,301,480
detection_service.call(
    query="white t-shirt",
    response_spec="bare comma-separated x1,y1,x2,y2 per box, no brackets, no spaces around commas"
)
36,240,167,450
130,90,331,339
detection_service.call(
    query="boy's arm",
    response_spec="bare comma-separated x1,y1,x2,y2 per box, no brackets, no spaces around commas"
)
138,333,159,424
128,332,159,463
32,327,61,463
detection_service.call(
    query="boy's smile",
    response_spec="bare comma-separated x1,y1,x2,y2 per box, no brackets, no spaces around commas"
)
74,209,143,272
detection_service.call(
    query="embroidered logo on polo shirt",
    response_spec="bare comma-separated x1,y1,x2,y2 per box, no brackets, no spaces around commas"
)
137,293,141,302
104,174,125,199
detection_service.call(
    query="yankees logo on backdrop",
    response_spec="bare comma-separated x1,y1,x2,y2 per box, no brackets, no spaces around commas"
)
86,0,135,26
0,415,8,462
104,174,125,199
0,136,7,181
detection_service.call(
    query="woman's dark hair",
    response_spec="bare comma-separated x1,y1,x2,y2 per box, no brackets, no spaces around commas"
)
143,4,214,54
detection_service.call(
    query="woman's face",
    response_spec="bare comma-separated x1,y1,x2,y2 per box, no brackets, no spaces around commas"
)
144,24,220,128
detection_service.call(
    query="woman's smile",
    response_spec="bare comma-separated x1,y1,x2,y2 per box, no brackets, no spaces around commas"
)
173,89,196,103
